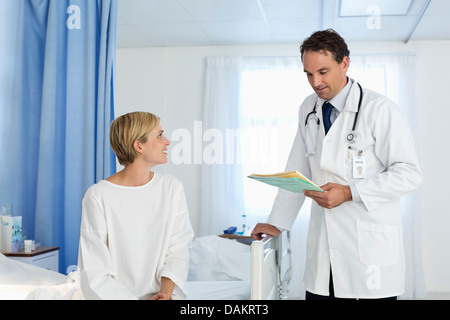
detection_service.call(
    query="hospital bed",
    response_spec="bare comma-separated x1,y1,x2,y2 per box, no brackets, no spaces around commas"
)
0,232,291,300
251,233,292,300
184,232,292,300
0,252,82,300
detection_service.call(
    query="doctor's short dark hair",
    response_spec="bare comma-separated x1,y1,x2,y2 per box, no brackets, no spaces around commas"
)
300,29,350,64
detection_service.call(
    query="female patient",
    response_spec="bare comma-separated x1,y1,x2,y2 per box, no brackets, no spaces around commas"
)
78,111,194,300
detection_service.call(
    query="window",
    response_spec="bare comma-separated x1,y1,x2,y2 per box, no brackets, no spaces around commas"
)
239,59,312,224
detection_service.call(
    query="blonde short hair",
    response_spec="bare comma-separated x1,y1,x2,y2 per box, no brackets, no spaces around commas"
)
109,111,160,165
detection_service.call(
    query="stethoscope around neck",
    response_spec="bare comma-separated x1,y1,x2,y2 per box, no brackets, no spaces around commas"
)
304,82,363,157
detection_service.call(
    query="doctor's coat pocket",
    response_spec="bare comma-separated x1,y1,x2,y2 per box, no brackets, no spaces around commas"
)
344,143,376,178
357,221,399,266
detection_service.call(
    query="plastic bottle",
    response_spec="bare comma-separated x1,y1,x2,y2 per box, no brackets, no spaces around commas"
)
241,214,247,235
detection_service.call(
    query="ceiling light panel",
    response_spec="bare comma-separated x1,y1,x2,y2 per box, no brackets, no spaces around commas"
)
340,0,413,17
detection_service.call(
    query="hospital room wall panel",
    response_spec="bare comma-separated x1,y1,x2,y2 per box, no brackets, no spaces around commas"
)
116,40,450,296
413,41,450,294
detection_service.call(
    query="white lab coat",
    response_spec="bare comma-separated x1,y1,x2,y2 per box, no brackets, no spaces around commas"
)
267,80,422,298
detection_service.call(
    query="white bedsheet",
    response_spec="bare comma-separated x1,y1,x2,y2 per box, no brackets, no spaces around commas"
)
188,235,251,282
0,235,252,300
0,281,83,300
184,281,250,300
184,235,252,300
0,284,41,300
0,253,81,300
0,253,66,286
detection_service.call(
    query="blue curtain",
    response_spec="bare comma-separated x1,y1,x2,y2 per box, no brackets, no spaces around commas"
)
0,0,117,273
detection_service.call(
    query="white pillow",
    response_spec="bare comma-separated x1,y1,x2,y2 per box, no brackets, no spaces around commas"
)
188,235,251,281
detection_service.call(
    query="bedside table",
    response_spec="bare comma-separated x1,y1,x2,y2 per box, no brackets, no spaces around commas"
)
219,233,254,245
2,246,60,272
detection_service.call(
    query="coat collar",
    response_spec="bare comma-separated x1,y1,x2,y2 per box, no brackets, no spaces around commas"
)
316,78,361,113
343,79,362,113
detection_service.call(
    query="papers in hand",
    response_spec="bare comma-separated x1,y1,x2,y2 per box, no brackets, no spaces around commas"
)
247,171,324,193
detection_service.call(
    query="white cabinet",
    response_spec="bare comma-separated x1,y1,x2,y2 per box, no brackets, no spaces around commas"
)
3,246,59,272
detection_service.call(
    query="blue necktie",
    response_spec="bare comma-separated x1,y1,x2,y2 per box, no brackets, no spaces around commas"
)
322,101,333,134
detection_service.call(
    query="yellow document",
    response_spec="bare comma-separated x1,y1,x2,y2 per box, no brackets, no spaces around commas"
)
247,171,323,193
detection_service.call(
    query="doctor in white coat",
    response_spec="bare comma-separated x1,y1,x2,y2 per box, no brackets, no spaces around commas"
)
251,29,422,299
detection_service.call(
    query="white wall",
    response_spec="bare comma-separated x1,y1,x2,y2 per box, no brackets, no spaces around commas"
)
414,41,450,294
116,41,450,294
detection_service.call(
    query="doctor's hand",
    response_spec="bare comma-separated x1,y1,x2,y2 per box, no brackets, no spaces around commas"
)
304,183,352,209
251,223,282,240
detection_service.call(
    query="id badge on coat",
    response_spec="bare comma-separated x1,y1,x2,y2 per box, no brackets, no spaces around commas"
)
352,156,366,178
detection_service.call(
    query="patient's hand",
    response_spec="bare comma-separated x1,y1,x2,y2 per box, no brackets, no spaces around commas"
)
148,277,174,300
149,293,168,300
251,223,281,240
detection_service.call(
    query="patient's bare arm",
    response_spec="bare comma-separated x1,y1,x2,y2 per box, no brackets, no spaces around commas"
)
149,277,174,300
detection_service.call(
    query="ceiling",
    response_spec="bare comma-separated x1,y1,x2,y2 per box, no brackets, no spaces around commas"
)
117,0,450,48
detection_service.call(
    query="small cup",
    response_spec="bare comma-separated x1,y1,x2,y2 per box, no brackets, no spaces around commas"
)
24,240,33,253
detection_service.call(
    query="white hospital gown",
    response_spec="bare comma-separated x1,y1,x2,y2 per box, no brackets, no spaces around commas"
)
78,173,194,300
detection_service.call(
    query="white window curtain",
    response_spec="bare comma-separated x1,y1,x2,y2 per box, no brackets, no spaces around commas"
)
200,57,245,236
201,54,426,299
240,57,311,298
200,56,305,237
239,57,307,224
